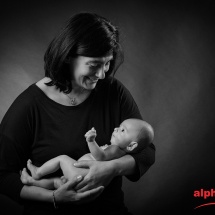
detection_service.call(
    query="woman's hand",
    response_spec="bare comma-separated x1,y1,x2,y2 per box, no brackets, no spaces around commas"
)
73,160,117,192
54,176,104,205
20,168,104,204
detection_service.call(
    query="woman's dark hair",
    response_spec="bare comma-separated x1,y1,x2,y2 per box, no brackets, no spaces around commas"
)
44,12,124,93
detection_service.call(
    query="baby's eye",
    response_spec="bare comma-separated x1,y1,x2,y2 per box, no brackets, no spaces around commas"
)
121,128,125,132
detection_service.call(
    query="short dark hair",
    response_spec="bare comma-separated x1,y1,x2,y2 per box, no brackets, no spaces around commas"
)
44,12,124,93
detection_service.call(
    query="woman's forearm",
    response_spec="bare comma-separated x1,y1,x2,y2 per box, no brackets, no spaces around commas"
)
110,154,136,177
20,185,53,202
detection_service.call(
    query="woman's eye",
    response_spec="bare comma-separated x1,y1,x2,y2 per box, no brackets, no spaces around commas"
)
105,61,111,68
89,64,99,68
104,61,111,72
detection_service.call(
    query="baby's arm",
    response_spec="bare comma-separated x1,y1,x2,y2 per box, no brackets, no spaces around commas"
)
85,128,105,160
85,128,126,161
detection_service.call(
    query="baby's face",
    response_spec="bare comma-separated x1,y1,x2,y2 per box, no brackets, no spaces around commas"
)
110,119,140,149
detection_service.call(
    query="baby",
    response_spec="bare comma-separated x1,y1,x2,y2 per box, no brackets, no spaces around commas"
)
23,118,154,189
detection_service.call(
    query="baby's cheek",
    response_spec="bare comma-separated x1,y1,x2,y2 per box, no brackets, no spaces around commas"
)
110,136,116,145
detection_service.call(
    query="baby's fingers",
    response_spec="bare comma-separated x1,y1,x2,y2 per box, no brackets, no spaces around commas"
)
85,130,92,137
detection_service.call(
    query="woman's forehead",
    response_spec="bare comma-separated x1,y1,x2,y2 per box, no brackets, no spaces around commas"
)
80,55,113,63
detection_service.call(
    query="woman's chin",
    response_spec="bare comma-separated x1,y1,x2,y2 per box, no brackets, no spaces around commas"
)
81,76,99,90
83,81,98,90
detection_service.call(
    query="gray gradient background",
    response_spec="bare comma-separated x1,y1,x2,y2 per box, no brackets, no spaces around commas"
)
0,1,215,215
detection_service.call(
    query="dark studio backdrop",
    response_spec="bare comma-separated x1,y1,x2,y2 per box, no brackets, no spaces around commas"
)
0,1,215,215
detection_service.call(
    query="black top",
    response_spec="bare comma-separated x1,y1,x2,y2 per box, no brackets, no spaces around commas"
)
0,77,155,215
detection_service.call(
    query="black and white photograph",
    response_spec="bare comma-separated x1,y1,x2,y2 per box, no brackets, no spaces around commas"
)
0,1,215,215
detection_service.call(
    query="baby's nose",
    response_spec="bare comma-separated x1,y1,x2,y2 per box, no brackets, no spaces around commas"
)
114,128,118,132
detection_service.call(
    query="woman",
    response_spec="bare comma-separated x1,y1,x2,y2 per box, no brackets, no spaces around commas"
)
0,13,155,215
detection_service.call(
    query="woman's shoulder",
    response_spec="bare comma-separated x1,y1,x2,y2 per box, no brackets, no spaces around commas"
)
7,81,44,115
0,84,40,124
14,77,53,105
14,84,39,104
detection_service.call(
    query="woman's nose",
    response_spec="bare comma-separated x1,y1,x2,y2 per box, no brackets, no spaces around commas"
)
95,67,105,79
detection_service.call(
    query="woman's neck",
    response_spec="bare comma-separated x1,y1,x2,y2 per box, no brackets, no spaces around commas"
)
36,77,91,106
70,80,86,96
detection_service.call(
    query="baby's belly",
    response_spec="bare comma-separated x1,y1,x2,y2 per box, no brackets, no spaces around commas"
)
78,153,95,161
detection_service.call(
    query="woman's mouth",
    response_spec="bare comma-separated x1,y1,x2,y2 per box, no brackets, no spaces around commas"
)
86,76,99,83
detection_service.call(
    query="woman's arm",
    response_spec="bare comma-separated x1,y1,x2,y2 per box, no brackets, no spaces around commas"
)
0,90,105,205
74,141,155,192
109,154,137,176
20,184,53,202
126,143,156,181
74,152,146,192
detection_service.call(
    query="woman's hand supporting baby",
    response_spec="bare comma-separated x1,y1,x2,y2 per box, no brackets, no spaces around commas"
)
74,154,137,192
73,160,117,192
20,168,104,205
53,175,104,205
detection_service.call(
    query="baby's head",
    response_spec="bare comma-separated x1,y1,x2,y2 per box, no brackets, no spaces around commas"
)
110,119,154,154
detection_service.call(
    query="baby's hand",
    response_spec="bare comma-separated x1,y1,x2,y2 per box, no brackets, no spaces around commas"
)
85,127,97,142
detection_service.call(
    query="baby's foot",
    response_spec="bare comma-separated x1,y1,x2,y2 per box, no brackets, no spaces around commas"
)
54,177,67,189
61,176,68,184
85,127,97,142
27,159,40,180
20,168,35,185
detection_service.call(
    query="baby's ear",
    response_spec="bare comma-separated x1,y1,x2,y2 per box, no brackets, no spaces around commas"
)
126,142,138,152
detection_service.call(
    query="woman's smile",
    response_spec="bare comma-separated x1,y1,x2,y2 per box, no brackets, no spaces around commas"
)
83,76,99,88
86,76,99,83
70,55,113,90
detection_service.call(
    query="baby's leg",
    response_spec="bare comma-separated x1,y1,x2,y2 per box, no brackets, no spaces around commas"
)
27,160,41,179
28,155,89,182
31,178,58,190
59,155,89,180
27,155,71,180
53,176,67,189
21,168,57,189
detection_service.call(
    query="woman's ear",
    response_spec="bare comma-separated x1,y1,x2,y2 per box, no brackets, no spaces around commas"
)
126,141,138,152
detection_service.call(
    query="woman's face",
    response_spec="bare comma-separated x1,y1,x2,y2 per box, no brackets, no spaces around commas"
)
69,55,113,90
